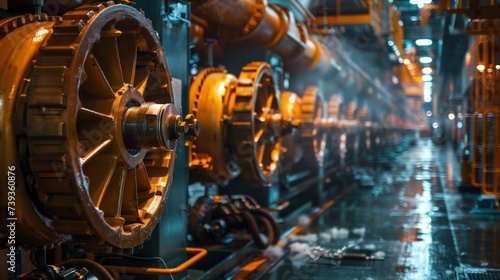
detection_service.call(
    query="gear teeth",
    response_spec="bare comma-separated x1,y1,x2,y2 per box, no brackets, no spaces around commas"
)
0,14,60,40
328,95,341,120
24,1,169,253
301,86,327,169
231,62,280,186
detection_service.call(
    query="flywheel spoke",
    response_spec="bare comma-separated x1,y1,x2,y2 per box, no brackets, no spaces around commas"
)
77,107,114,156
134,67,150,95
81,139,113,165
103,166,128,219
93,36,124,92
81,54,116,99
78,107,114,121
121,168,140,223
117,32,138,85
84,153,118,208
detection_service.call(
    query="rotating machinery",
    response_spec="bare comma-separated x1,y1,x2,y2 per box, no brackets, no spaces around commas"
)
300,86,328,169
188,63,330,185
278,86,329,174
189,62,282,187
0,2,198,253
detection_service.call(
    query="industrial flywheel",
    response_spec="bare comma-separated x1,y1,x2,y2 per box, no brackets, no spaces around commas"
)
328,94,343,122
0,2,197,252
189,62,282,187
300,86,328,169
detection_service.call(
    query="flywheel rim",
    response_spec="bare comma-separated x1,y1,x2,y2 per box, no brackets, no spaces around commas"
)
27,2,177,251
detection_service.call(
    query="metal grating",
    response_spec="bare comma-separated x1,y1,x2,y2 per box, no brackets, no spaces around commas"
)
456,267,500,280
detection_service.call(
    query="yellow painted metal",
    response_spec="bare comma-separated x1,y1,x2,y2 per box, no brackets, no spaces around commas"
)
315,14,372,25
448,0,500,200
470,33,500,203
188,68,240,184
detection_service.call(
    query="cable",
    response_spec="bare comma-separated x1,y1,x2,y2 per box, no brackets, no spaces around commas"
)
57,259,114,280
125,255,174,280
101,255,175,280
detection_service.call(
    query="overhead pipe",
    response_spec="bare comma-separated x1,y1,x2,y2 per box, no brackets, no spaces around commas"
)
190,0,340,78
190,0,372,102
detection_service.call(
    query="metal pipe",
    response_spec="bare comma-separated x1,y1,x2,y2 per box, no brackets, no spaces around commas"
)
191,0,338,75
191,0,257,29
103,247,208,275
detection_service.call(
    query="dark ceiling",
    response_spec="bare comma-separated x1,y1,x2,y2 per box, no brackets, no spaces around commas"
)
311,0,471,99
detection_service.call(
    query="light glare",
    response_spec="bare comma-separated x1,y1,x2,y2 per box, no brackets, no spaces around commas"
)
410,0,432,4
422,75,433,82
422,67,433,74
415,39,433,46
419,56,433,63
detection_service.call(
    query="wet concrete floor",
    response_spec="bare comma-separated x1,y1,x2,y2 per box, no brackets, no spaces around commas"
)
261,138,500,280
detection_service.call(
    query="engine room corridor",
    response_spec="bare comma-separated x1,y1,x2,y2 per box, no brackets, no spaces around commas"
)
225,138,500,280
2,1,500,279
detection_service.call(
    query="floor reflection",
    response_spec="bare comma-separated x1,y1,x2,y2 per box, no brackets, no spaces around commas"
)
262,138,500,279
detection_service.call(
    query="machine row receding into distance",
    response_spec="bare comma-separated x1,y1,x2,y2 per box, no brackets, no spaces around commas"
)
0,0,420,279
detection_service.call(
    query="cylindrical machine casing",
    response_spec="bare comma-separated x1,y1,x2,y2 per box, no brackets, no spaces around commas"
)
219,4,288,49
191,0,258,30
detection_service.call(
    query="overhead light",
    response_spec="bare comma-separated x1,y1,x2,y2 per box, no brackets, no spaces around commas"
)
410,0,432,4
422,67,433,74
477,65,485,72
419,56,433,63
415,39,433,46
432,122,439,128
422,75,433,81
426,111,432,116
496,65,500,70
424,83,432,102
448,113,455,120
